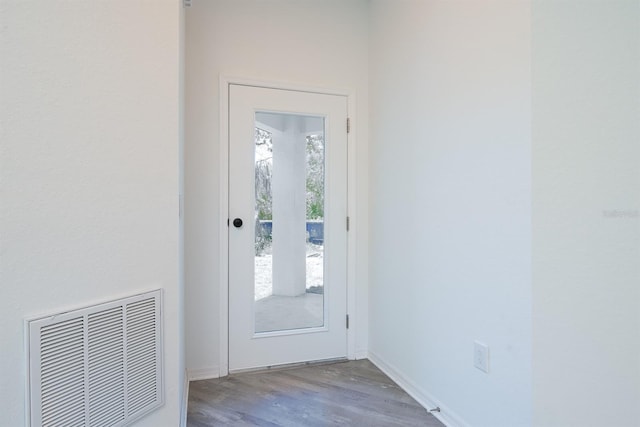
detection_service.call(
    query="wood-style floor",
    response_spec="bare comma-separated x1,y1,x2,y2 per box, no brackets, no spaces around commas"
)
187,359,445,426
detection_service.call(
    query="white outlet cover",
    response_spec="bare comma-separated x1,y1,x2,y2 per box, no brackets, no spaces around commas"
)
474,341,490,373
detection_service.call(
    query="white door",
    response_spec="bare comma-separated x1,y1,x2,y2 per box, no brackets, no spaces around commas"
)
228,84,348,372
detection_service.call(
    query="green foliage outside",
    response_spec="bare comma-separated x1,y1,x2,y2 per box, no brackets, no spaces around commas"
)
255,128,273,221
254,127,324,255
254,128,324,221
305,134,325,220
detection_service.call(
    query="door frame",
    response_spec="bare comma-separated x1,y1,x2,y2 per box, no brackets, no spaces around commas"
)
218,76,358,377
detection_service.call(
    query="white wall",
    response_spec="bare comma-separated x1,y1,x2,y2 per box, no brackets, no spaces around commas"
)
0,1,184,426
185,0,369,377
532,1,640,425
368,1,532,426
178,2,187,424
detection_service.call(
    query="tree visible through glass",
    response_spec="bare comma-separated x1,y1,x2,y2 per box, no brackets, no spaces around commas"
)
253,113,326,333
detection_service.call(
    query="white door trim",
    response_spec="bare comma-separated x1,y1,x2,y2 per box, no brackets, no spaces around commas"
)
218,76,358,377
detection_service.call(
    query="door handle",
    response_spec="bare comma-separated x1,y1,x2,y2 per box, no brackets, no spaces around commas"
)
233,218,243,228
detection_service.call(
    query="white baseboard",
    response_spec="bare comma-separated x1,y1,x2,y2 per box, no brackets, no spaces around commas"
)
367,351,469,427
188,366,221,381
354,350,368,360
180,369,189,427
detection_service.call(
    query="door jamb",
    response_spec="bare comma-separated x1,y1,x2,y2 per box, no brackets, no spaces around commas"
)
219,76,357,377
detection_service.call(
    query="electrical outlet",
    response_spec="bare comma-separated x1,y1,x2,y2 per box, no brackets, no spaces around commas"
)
474,341,489,373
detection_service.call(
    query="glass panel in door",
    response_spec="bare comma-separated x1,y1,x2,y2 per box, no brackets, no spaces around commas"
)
254,112,325,334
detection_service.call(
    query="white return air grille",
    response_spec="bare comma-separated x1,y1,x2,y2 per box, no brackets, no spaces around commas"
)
27,290,163,427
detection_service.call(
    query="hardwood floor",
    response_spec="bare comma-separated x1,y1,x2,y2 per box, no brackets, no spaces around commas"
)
187,359,445,426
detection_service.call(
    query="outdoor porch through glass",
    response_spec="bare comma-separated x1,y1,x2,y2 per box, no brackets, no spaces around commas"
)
253,111,326,334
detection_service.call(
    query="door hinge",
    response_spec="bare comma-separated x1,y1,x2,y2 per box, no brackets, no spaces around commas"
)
347,117,351,134
346,314,350,329
227,218,229,227
183,0,192,7
346,216,350,231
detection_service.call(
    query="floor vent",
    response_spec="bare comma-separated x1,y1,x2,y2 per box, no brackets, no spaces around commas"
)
27,290,163,427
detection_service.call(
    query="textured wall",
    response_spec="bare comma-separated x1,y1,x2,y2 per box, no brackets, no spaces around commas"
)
0,1,183,425
532,1,640,425
369,1,533,425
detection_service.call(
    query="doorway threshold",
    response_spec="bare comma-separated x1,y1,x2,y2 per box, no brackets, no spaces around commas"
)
229,357,348,375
